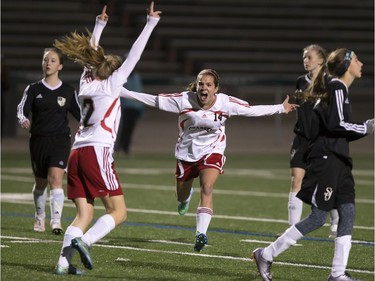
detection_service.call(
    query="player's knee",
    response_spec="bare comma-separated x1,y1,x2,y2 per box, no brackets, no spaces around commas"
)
114,209,127,225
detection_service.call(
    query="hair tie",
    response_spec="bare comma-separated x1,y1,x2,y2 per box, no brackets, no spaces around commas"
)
336,50,353,77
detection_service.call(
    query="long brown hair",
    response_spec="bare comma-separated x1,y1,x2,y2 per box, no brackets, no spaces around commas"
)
300,44,328,102
186,69,220,92
303,48,352,104
53,30,123,80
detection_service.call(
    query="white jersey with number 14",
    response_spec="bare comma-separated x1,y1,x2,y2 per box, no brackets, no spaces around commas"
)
121,89,284,162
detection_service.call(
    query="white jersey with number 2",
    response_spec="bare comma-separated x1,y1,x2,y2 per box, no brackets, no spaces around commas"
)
72,15,159,151
121,89,284,162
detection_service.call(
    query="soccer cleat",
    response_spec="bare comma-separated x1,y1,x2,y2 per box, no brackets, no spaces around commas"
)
178,188,194,215
33,216,45,232
327,272,362,281
51,221,64,235
54,264,84,275
194,232,208,252
71,237,93,270
252,248,273,281
178,201,190,216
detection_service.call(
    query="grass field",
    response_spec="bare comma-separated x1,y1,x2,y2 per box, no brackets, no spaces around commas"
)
1,151,374,281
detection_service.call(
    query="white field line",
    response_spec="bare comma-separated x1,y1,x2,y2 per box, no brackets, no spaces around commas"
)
240,239,302,246
2,235,372,275
1,174,374,204
2,167,374,186
1,193,374,231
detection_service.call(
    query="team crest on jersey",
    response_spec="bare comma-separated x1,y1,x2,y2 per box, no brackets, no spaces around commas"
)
57,97,66,107
324,187,333,201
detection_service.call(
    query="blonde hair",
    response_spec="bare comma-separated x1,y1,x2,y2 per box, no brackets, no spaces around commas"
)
303,48,353,104
53,30,123,80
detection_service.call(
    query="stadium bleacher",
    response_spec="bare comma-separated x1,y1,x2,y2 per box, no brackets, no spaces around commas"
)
2,0,374,95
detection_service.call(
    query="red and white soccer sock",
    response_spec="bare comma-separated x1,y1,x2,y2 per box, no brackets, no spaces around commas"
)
58,225,83,268
196,207,213,234
331,235,352,277
32,184,47,219
81,214,116,247
288,192,303,225
262,225,303,261
50,188,64,225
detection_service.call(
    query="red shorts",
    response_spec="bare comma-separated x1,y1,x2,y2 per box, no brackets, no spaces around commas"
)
67,146,123,200
175,153,225,182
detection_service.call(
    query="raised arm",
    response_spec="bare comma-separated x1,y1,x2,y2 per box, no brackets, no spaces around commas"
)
115,2,161,82
90,5,108,49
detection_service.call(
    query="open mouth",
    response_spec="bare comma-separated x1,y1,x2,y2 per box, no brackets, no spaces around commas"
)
199,92,208,102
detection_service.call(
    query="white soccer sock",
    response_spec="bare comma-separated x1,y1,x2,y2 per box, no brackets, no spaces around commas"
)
50,188,65,224
82,214,116,247
32,184,47,218
288,192,303,225
330,209,339,229
58,225,83,267
263,225,303,261
196,207,213,234
331,235,352,277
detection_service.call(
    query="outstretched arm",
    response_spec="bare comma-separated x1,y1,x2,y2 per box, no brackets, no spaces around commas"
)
120,87,158,108
282,95,299,113
231,95,298,117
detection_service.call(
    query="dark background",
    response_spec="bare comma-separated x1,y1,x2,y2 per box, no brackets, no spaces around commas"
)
2,0,373,154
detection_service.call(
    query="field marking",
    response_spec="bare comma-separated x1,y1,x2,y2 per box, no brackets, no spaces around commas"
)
4,235,370,275
1,174,374,204
2,166,374,187
241,239,302,246
147,239,203,247
1,193,374,232
3,167,375,177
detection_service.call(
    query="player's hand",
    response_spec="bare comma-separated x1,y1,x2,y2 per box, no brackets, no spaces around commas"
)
282,95,299,114
19,119,31,129
148,1,162,18
98,5,109,21
365,118,374,135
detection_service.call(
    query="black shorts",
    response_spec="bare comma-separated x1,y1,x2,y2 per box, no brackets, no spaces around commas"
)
297,154,355,211
290,135,309,169
29,134,72,178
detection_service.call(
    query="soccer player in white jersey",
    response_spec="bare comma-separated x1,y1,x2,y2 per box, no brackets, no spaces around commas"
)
120,68,298,252
52,3,161,275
